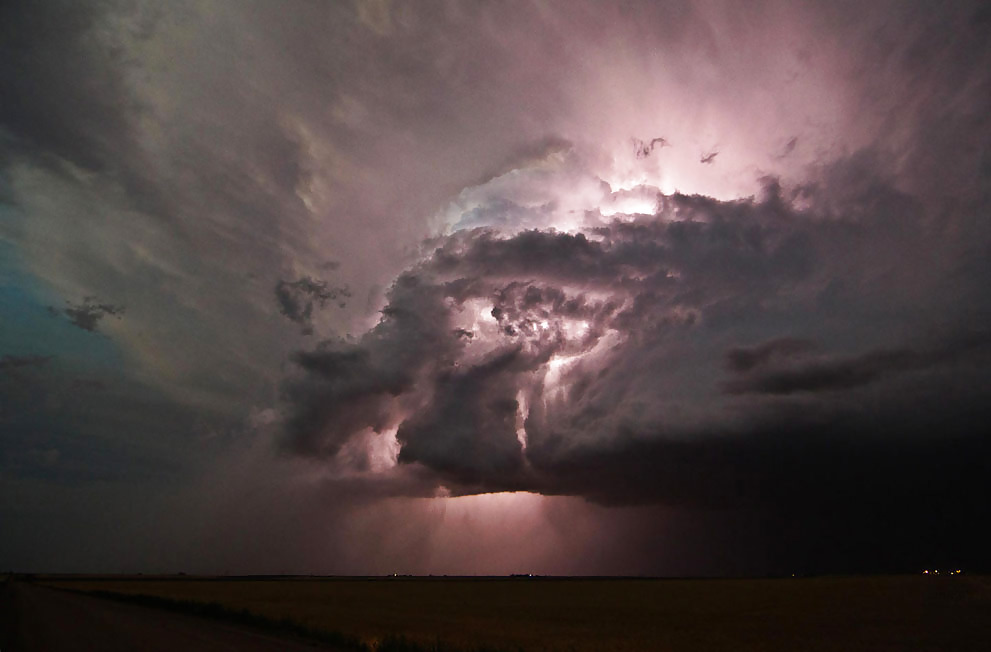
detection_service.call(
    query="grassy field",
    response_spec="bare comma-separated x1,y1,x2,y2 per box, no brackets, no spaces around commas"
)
42,575,991,651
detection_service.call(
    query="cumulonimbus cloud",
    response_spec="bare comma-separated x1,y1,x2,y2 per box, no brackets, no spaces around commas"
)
2,0,989,575
281,152,991,506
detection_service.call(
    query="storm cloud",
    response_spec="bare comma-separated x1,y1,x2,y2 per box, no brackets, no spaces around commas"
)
2,0,989,575
283,164,991,509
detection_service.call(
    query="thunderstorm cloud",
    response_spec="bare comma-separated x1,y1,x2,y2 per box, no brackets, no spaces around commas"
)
282,167,991,509
1,0,989,575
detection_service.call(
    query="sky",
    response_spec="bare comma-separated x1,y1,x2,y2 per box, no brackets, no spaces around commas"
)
1,0,989,577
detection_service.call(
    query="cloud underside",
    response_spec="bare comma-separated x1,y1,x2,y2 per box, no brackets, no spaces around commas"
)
283,175,991,508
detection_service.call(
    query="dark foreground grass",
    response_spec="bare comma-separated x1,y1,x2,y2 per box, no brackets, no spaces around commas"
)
77,589,520,652
43,575,991,651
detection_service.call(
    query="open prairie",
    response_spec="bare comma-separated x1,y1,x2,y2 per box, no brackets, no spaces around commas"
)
42,575,991,651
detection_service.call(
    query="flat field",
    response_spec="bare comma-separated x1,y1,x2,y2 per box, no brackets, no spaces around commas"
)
43,575,991,651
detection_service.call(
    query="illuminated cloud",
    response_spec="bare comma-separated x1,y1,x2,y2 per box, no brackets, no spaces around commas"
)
283,159,991,510
1,0,989,575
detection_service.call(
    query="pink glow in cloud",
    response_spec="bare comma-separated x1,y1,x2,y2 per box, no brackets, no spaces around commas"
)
1,0,989,575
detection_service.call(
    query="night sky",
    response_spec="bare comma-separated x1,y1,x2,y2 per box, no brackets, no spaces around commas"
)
2,0,989,577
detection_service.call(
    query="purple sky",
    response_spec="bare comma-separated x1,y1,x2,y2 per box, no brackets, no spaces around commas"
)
1,0,990,576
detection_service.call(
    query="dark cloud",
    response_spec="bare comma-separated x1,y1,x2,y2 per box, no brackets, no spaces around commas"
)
724,337,817,374
282,273,458,458
50,297,125,332
529,414,991,574
396,346,534,489
275,276,351,334
724,346,920,395
633,136,670,159
777,136,798,159
0,1,130,172
0,354,52,373
723,333,991,395
452,328,474,340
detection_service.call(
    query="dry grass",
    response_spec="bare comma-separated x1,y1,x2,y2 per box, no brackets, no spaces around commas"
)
43,575,991,651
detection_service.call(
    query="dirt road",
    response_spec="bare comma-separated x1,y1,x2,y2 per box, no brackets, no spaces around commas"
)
0,581,334,652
